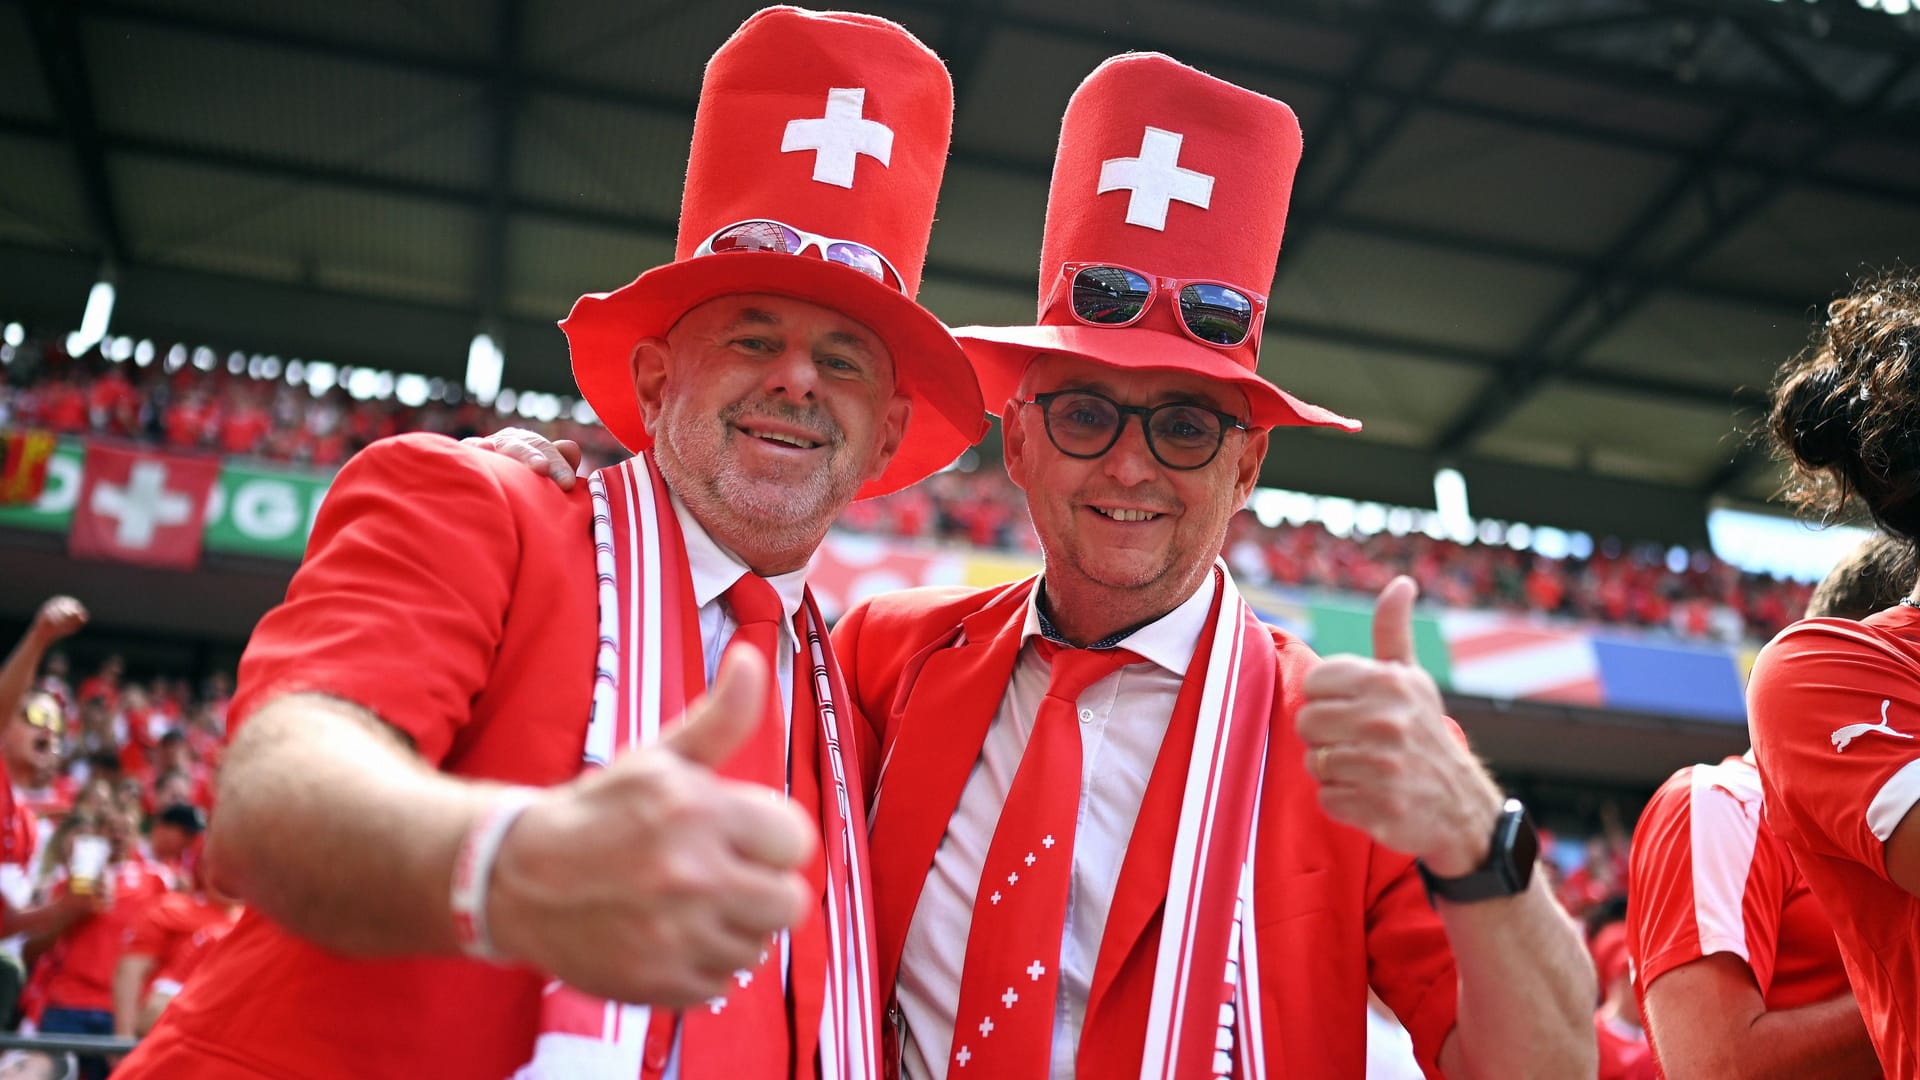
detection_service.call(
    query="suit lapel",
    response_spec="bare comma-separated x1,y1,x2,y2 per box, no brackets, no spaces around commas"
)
867,593,1030,1000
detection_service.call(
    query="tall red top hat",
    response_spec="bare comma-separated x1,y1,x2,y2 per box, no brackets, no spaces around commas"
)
563,6,986,498
954,53,1359,433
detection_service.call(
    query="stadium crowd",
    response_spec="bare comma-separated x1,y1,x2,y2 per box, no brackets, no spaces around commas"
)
0,336,628,473
1,596,1639,1077
0,599,236,1079
2,338,1813,646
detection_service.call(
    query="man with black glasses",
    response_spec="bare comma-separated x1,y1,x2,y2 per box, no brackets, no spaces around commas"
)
834,53,1595,1079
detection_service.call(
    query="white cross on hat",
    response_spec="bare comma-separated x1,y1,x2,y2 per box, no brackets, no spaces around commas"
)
1097,126,1213,231
782,87,894,188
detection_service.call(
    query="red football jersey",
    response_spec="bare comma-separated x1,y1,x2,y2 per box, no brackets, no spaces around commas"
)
122,893,239,1002
1750,607,1920,1078
40,861,170,1012
1628,755,1851,1026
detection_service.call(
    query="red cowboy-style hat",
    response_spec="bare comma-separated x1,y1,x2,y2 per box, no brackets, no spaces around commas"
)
954,53,1358,433
564,6,986,498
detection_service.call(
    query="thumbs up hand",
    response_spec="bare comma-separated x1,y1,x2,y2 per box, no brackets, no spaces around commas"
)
1297,576,1504,879
486,649,817,1005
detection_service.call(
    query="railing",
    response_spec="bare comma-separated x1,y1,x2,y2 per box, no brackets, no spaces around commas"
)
0,1031,138,1055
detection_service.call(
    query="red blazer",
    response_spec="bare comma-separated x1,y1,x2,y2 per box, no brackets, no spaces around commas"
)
834,583,1460,1079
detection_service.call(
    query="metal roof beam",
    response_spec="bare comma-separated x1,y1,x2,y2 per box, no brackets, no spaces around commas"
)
23,0,126,265
476,0,523,335
1432,111,1757,452
1431,53,1914,453
74,0,1920,209
0,117,1825,319
1281,0,1494,284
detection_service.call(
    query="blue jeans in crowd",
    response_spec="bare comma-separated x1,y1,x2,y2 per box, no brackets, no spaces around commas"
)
39,1005,114,1080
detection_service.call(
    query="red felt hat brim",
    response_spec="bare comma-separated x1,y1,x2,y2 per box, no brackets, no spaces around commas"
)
953,323,1361,433
566,253,987,499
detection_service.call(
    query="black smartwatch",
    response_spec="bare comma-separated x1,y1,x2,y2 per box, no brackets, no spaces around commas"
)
1416,798,1538,904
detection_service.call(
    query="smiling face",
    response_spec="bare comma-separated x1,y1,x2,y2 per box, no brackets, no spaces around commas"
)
634,294,911,573
1004,353,1268,641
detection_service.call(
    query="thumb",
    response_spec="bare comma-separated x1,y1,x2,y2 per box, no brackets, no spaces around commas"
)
1371,575,1419,665
658,647,769,769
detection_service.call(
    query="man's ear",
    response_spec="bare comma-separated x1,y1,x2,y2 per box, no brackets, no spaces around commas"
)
1000,396,1029,492
862,395,913,482
1231,426,1269,505
630,337,671,435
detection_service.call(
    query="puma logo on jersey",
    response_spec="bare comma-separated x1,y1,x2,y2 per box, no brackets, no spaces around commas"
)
1831,699,1915,752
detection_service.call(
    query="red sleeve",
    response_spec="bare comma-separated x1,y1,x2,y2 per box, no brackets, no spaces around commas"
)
229,434,523,765
1364,840,1459,1076
1628,765,1791,995
122,896,184,959
1750,618,1920,882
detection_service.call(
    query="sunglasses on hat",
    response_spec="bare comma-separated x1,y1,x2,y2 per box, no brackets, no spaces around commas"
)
695,219,905,293
1056,263,1264,349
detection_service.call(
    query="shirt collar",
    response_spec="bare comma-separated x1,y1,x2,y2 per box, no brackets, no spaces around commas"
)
1021,571,1216,677
668,487,808,625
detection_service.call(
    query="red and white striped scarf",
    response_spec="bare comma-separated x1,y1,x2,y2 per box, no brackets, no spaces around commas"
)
513,453,879,1080
1135,564,1275,1080
873,564,1276,1079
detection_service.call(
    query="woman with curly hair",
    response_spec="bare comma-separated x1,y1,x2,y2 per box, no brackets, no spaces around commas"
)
1750,271,1920,1077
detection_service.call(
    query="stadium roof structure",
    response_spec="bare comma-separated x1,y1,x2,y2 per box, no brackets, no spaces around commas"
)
4,0,1919,547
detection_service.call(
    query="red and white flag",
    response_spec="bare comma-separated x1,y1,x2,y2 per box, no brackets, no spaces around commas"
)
68,444,219,570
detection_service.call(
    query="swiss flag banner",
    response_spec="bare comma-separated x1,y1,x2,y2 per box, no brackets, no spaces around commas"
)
68,444,220,570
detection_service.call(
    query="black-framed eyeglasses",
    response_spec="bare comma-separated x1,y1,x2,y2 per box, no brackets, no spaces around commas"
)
1022,389,1250,471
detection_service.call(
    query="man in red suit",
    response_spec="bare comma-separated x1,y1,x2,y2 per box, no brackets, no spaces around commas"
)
834,55,1594,1079
116,9,984,1080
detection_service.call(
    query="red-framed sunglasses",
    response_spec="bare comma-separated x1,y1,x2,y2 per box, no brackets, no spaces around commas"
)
1052,262,1265,349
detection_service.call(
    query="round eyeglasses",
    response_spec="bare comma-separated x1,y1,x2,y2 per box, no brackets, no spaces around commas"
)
1022,389,1250,470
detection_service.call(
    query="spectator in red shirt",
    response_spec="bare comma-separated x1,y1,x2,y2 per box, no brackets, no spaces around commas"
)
215,386,272,457
162,388,215,450
111,834,237,1040
34,807,168,1078
85,368,138,437
72,658,120,719
1749,274,1920,1077
38,382,86,435
145,803,204,878
1592,921,1655,1080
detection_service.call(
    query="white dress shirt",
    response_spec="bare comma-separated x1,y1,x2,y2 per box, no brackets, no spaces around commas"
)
662,490,807,1079
897,576,1215,1079
671,489,806,719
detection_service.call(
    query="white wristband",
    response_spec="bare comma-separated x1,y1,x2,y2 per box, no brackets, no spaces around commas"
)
451,787,540,962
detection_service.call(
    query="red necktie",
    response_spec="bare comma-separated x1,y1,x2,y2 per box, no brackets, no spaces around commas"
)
947,640,1143,1076
680,572,794,1080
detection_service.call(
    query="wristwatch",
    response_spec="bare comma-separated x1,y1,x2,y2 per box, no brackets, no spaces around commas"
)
1416,797,1538,904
